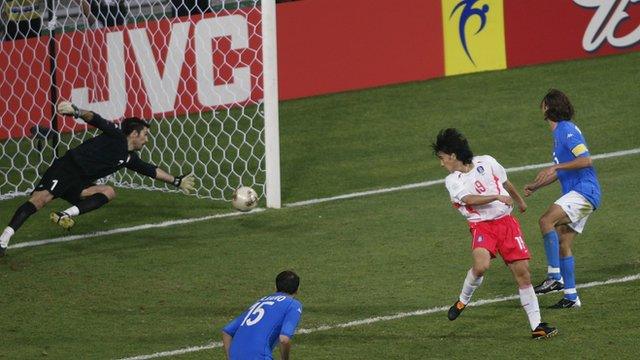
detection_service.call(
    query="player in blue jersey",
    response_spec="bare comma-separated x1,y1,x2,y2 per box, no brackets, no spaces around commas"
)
524,89,601,308
222,270,302,360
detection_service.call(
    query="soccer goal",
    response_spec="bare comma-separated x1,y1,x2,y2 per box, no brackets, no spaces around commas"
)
0,0,281,208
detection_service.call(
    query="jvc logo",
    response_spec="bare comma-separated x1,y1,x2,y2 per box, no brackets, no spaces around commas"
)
70,15,251,119
574,0,640,51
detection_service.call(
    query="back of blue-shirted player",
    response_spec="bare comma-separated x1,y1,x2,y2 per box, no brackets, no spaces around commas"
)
222,271,302,360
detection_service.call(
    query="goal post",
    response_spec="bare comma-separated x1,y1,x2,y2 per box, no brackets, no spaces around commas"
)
0,0,282,208
261,0,281,209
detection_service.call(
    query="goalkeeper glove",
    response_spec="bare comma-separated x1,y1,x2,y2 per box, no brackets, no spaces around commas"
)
173,173,196,194
57,101,81,118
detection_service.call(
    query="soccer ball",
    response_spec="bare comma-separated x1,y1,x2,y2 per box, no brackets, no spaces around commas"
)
232,186,258,212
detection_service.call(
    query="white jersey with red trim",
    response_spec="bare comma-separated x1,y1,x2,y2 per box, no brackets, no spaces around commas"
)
444,155,512,222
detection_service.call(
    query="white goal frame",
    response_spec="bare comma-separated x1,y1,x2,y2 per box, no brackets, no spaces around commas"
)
262,0,281,209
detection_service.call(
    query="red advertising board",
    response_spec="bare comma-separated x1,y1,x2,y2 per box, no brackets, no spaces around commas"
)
0,37,52,139
505,0,640,67
276,0,445,100
1,0,639,140
54,10,264,133
1,10,264,139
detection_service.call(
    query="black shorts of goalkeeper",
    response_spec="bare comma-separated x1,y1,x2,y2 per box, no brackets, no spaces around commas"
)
34,156,96,205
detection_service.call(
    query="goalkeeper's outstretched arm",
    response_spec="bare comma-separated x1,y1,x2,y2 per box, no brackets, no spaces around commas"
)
58,100,196,194
57,101,93,121
125,154,195,194
57,101,121,136
156,169,196,194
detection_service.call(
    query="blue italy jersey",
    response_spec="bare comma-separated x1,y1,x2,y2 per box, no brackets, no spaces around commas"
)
552,120,601,208
223,293,302,360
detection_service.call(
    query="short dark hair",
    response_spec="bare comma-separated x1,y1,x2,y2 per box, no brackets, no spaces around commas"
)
121,117,150,136
541,89,574,122
431,128,474,165
276,270,300,295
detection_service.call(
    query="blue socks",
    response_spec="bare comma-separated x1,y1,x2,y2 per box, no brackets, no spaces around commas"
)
543,231,562,281
543,232,579,301
560,256,578,301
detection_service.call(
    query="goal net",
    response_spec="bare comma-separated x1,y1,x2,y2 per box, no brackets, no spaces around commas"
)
0,0,280,207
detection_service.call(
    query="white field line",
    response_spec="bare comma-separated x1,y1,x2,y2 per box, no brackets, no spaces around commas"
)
118,273,640,360
286,147,640,207
8,209,266,249
8,147,640,250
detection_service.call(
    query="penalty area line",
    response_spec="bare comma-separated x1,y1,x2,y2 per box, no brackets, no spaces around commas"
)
117,273,640,360
9,147,640,250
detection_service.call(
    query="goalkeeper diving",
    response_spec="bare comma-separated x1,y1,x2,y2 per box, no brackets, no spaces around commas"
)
0,102,196,256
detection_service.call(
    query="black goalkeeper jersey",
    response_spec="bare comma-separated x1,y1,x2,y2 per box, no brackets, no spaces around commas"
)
64,114,157,180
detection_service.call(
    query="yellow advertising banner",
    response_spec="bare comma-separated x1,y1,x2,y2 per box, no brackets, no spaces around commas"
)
442,0,506,76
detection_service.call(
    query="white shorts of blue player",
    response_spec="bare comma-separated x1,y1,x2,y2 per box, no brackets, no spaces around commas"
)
554,191,594,234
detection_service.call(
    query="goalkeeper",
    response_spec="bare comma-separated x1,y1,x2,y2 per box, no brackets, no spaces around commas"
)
0,101,196,256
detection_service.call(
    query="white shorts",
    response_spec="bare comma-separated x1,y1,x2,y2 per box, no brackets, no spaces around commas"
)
554,191,594,233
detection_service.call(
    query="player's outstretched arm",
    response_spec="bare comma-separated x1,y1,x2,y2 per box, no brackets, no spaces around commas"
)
57,101,94,122
525,156,592,195
57,101,123,137
279,335,292,360
524,167,558,197
503,180,527,213
155,168,196,194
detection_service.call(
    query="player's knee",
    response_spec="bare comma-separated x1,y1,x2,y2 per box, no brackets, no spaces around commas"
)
473,262,490,276
29,192,53,209
538,216,554,232
516,271,531,286
29,198,45,210
511,261,532,286
102,186,116,200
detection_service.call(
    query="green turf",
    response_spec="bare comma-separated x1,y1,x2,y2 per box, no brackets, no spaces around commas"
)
1,52,640,359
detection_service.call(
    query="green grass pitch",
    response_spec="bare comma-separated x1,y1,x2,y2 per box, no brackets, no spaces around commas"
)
1,52,639,359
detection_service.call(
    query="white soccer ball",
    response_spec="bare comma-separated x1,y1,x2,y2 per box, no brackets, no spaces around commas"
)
232,186,258,212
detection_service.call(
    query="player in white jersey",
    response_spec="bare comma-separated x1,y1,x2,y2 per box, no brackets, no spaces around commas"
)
445,154,513,222
432,128,557,339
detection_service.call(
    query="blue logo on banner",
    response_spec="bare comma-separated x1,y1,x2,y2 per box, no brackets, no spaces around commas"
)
450,0,490,65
